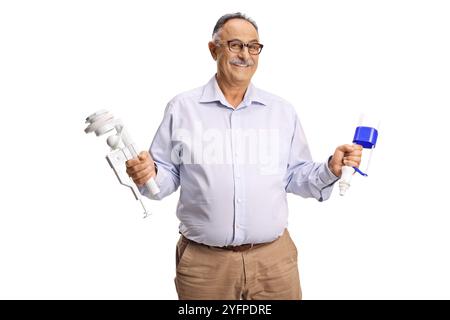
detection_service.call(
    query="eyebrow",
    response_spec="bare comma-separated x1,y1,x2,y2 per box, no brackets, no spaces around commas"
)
228,38,260,43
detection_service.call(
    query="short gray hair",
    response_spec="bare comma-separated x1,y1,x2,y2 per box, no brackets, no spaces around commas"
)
212,12,258,41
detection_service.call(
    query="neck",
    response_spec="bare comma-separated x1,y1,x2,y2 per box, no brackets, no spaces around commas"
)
216,74,249,108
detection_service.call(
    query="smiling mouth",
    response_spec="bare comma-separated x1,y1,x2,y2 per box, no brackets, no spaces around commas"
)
231,63,251,68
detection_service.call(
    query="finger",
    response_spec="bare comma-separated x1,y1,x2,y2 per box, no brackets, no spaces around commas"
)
138,151,150,161
339,144,355,153
126,161,144,175
126,161,154,175
126,157,141,167
343,159,360,167
343,155,362,163
353,144,363,151
346,149,362,157
333,144,354,164
132,166,154,180
135,172,155,186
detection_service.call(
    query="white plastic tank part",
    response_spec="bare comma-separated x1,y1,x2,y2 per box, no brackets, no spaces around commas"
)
84,110,160,217
339,113,380,196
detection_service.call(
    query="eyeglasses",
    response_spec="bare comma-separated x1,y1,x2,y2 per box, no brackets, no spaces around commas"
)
218,40,264,55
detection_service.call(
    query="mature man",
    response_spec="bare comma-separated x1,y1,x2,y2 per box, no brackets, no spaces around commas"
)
126,13,362,300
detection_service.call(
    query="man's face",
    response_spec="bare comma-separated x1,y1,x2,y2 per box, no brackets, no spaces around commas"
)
209,19,260,85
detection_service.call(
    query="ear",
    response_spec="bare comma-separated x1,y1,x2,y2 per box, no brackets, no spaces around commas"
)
208,41,218,61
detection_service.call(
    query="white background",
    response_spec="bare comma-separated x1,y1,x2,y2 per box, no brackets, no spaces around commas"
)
1,0,449,299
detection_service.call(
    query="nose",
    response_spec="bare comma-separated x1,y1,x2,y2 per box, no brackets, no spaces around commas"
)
237,46,251,60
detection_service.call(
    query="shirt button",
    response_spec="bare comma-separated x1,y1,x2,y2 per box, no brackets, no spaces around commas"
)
237,198,242,203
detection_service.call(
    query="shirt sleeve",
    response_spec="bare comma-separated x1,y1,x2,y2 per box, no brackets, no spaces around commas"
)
139,102,180,200
284,114,340,202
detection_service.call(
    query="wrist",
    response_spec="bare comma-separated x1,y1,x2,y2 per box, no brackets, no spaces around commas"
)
328,156,340,177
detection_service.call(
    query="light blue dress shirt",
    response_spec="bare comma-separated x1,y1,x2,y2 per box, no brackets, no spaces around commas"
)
140,75,339,246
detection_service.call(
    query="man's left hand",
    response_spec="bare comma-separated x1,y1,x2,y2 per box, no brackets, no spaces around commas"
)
328,144,363,177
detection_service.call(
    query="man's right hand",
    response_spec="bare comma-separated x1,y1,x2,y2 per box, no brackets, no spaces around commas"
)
126,151,157,187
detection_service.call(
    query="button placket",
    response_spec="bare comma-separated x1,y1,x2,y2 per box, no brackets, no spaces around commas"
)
231,110,246,242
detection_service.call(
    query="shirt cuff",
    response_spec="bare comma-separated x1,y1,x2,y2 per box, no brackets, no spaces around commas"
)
152,163,166,187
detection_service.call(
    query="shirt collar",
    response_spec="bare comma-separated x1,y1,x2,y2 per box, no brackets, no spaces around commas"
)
199,74,268,107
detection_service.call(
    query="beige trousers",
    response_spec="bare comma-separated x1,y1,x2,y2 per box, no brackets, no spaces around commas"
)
175,229,302,300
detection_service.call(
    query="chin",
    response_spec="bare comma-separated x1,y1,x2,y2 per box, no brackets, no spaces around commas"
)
232,75,251,83
232,70,254,81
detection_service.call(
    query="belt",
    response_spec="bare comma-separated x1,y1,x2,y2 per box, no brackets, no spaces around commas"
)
181,235,271,252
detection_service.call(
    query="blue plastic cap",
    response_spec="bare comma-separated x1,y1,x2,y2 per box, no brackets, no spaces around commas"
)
353,126,378,148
